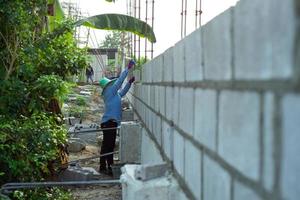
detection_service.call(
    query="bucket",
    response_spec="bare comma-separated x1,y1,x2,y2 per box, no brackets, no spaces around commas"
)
111,163,125,179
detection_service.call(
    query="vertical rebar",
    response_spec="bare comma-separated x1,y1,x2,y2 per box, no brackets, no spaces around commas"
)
151,0,154,59
184,0,187,37
138,0,141,61
133,0,137,59
145,0,148,60
181,0,184,38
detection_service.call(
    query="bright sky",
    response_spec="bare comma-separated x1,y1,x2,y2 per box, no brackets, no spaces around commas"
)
61,0,239,57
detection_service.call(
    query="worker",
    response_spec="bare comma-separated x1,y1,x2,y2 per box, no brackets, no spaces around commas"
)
98,60,135,175
86,64,94,84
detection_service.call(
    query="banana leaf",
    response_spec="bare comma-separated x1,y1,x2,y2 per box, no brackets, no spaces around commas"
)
75,14,156,43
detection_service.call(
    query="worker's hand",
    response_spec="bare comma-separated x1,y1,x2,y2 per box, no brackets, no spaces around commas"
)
127,60,136,70
129,76,135,84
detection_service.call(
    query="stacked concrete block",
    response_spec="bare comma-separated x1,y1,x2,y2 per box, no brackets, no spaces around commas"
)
281,95,300,200
262,93,275,191
203,155,231,200
179,88,194,136
163,47,174,82
129,0,300,199
173,130,185,177
203,9,232,80
159,86,166,116
194,89,217,151
184,140,201,200
162,121,173,160
172,87,180,125
165,86,173,121
234,181,261,200
173,40,185,82
234,0,295,80
151,55,163,82
141,128,163,165
218,91,260,180
154,86,160,113
184,28,203,81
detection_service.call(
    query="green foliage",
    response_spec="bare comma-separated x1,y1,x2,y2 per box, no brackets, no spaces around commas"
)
134,56,149,71
13,188,72,200
0,114,67,184
0,1,85,198
100,31,126,49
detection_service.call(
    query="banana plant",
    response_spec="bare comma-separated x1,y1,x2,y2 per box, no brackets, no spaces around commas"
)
50,0,156,43
75,14,156,43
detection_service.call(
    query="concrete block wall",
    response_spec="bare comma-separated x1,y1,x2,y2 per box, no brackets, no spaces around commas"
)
128,0,300,199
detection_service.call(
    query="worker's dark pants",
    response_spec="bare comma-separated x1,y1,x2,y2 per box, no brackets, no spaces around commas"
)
99,120,117,171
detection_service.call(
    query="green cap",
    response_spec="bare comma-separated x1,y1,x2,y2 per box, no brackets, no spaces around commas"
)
99,77,116,90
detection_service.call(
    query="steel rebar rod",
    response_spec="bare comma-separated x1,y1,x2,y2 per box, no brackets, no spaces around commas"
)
1,180,120,193
68,151,119,164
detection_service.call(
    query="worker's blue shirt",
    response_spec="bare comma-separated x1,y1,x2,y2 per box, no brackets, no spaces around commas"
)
101,68,131,125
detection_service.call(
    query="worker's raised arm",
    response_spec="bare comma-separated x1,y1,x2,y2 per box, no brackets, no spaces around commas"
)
110,60,135,94
119,77,135,97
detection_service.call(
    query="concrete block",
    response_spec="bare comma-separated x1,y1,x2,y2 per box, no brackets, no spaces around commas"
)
218,91,260,180
173,40,185,82
194,89,217,150
172,87,180,124
165,86,173,121
121,164,181,200
155,86,160,113
179,88,194,136
163,47,174,82
133,70,141,82
184,28,203,81
152,55,163,82
119,121,142,163
159,86,166,116
146,85,151,106
122,108,134,121
234,0,294,79
162,121,173,160
203,9,232,80
150,86,155,108
234,181,261,200
141,63,147,82
203,155,231,200
282,94,300,200
262,93,275,191
134,162,169,181
155,116,162,146
141,128,163,164
59,166,93,181
173,130,185,176
184,140,201,200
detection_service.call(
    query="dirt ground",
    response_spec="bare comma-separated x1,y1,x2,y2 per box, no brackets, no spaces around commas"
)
65,84,122,200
